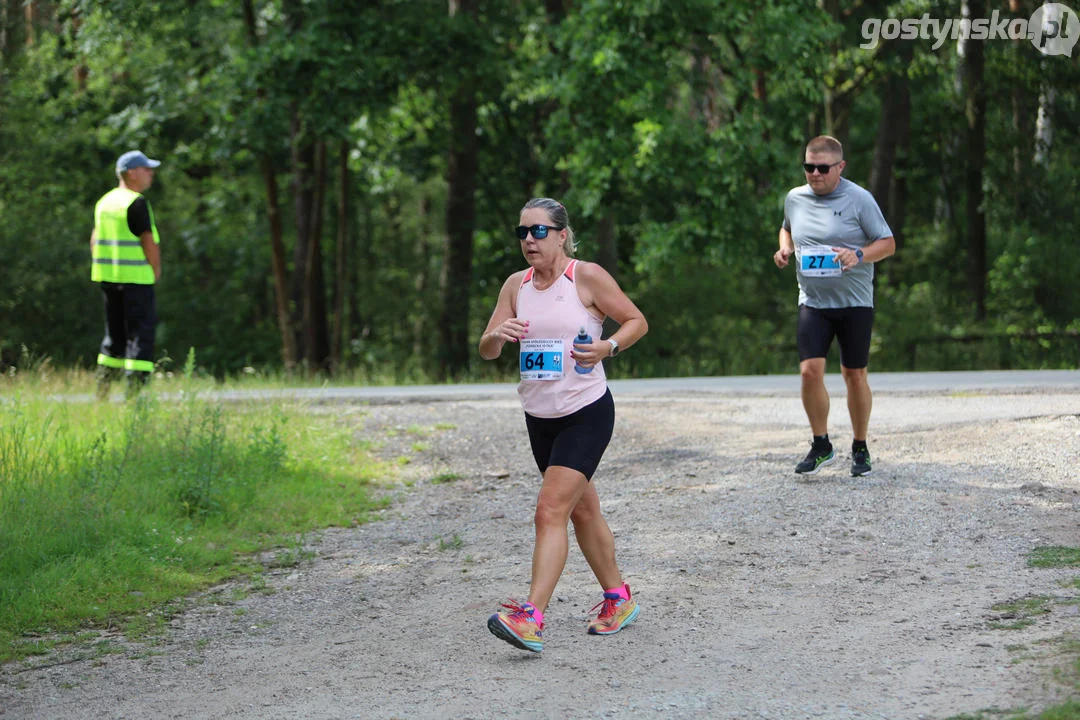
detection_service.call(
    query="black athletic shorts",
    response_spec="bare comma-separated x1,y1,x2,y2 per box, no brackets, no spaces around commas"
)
524,388,615,481
796,304,874,369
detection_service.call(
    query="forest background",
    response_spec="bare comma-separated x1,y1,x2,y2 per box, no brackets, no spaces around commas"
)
1,0,1078,382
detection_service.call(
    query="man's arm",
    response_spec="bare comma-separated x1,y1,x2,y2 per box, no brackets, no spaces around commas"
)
861,235,895,263
127,198,160,281
834,235,895,270
139,232,161,281
774,227,795,268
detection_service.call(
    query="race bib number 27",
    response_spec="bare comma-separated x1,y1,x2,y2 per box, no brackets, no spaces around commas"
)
519,338,564,381
798,245,842,277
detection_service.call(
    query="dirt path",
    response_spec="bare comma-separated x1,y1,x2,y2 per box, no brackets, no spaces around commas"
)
3,387,1079,720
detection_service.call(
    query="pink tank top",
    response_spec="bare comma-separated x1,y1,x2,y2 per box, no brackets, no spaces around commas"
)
515,259,607,418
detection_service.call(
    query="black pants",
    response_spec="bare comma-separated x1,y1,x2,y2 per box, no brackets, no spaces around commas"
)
98,282,157,377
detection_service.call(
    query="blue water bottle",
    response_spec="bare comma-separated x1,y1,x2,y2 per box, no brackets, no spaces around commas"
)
574,326,593,374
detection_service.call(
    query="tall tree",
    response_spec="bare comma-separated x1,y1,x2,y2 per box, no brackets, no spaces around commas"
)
241,0,297,368
962,0,988,320
331,141,350,370
438,0,480,379
869,42,912,252
1008,0,1035,186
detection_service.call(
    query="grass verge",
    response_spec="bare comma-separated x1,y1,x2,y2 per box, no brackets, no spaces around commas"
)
0,388,389,663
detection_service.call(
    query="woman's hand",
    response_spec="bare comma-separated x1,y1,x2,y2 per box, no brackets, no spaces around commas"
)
489,318,529,344
570,337,607,368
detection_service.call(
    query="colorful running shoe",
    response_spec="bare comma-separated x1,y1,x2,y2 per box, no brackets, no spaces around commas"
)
587,584,640,635
488,599,543,652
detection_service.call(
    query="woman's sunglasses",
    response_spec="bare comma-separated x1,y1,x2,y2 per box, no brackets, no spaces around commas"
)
515,224,564,240
803,161,842,174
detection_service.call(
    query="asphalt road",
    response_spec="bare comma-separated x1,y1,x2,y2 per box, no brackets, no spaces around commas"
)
203,369,1080,405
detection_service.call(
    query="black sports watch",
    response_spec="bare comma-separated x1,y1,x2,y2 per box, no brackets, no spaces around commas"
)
855,248,864,262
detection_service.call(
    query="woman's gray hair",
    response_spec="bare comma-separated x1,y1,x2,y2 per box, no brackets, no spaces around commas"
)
522,197,578,257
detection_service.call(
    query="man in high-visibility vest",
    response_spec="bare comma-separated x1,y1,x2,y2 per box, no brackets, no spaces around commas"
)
90,150,162,399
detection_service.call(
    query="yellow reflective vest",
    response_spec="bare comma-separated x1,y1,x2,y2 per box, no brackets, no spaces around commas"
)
91,188,160,284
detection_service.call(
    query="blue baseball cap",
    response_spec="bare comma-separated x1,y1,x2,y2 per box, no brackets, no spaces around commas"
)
116,150,161,172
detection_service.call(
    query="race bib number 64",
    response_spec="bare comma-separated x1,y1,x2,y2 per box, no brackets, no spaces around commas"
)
519,338,564,381
798,245,842,277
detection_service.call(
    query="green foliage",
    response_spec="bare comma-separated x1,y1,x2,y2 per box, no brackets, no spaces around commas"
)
0,0,1076,376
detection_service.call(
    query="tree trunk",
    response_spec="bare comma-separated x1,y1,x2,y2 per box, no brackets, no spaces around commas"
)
594,212,618,281
1,0,7,59
302,139,330,373
1034,87,1054,166
818,0,850,142
355,200,374,347
70,6,88,91
890,96,910,254
290,111,312,360
753,67,770,196
689,35,721,133
806,112,822,143
1010,0,1033,184
542,0,568,25
331,141,349,370
1012,84,1033,180
438,0,479,380
261,157,297,368
868,43,912,252
23,0,33,47
962,0,988,320
241,0,296,367
412,197,433,360
1023,0,1058,166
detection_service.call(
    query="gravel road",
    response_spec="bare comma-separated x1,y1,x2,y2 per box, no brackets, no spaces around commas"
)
2,381,1079,720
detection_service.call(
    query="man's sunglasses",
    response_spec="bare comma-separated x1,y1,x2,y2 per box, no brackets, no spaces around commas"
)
515,224,564,240
803,161,842,174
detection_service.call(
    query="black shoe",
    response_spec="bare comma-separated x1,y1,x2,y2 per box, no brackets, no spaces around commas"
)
851,447,872,477
795,443,835,475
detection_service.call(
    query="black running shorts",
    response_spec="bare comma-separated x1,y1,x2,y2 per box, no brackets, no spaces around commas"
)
796,305,874,369
523,388,615,481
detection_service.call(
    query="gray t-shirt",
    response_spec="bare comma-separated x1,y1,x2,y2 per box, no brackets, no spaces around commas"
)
782,177,893,309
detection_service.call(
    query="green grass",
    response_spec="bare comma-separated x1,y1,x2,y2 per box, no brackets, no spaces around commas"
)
0,384,391,663
436,534,464,551
944,710,1030,720
988,597,1053,631
1030,547,1080,569
945,699,1080,720
1038,700,1080,720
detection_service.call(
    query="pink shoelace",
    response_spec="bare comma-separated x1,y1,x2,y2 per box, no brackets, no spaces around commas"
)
499,599,536,623
590,596,620,620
